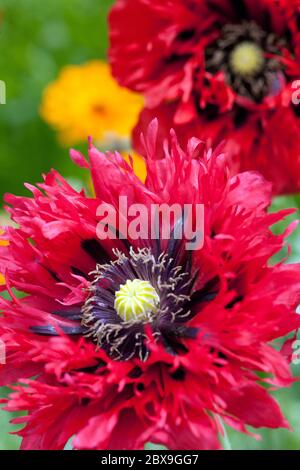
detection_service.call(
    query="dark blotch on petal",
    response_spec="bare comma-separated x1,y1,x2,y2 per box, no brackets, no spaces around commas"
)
170,366,186,381
31,325,84,336
177,29,195,41
128,366,143,379
81,398,91,406
136,383,145,392
204,104,220,121
74,359,107,374
81,239,110,264
71,266,88,278
225,295,243,309
295,12,300,31
292,103,300,117
230,0,247,19
52,308,82,321
234,107,249,128
165,53,192,64
44,266,61,282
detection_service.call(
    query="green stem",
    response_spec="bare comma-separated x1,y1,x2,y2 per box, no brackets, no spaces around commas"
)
218,417,232,451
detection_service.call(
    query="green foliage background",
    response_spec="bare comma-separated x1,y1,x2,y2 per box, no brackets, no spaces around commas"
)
0,0,300,450
0,0,112,199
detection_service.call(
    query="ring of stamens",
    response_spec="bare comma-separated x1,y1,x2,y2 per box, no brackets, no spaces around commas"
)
205,21,287,102
81,247,194,361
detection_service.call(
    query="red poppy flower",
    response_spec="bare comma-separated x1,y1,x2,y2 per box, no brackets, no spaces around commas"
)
0,121,300,450
109,0,300,195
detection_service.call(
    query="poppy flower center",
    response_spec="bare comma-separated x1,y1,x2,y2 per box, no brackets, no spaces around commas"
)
114,279,160,322
80,247,198,361
206,21,286,102
230,41,264,77
32,241,219,362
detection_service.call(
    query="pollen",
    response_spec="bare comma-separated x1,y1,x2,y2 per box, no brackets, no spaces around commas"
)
230,41,264,77
114,279,160,322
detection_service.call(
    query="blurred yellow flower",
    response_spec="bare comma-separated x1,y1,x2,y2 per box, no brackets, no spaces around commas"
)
40,61,143,146
0,231,8,286
123,151,147,184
